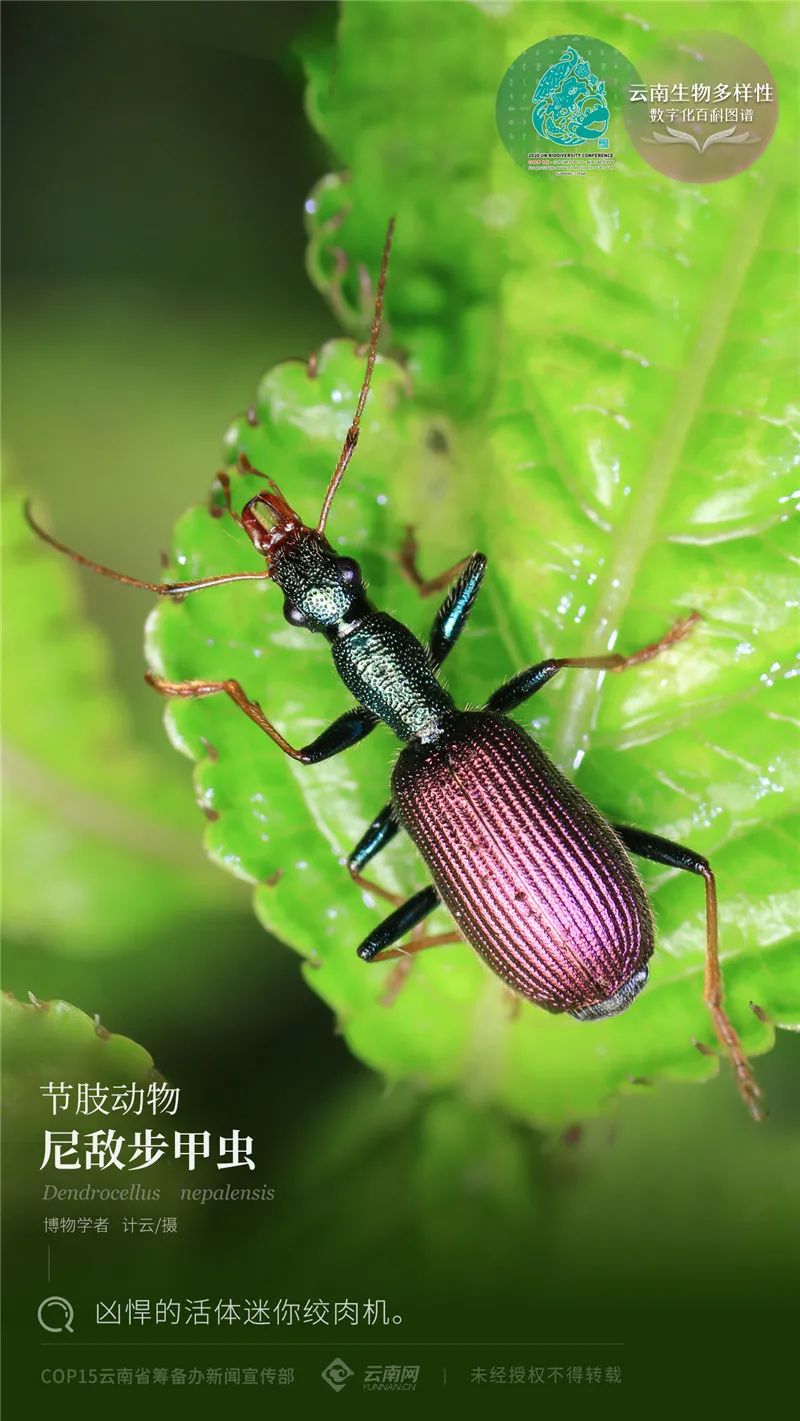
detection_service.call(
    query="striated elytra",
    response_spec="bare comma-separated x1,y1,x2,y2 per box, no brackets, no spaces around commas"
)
392,711,654,1020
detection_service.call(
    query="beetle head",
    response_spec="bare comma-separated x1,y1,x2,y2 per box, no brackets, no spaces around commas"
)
241,486,369,636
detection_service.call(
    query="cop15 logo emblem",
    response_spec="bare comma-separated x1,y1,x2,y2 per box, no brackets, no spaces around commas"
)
531,44,609,149
496,34,637,174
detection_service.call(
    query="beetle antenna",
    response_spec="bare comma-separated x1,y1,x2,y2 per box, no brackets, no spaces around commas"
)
317,216,395,537
24,501,270,597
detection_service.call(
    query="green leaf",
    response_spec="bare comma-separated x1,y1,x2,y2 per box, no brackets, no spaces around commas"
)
2,489,236,956
2,992,183,1218
145,1,798,1127
2,993,158,1136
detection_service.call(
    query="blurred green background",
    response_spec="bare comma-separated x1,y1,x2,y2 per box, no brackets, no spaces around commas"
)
2,2,798,1412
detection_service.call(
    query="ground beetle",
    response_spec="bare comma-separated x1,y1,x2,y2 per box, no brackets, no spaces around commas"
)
26,220,763,1121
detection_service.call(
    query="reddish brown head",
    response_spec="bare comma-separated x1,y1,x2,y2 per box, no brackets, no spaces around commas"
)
236,458,368,633
240,484,313,565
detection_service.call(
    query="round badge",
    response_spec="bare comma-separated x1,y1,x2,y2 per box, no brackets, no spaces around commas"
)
495,35,640,176
624,32,778,183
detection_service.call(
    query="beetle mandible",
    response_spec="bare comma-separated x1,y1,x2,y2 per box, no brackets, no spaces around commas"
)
26,219,763,1121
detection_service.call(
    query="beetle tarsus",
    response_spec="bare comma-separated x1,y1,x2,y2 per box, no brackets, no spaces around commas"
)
397,524,472,598
348,865,405,909
379,957,414,1006
608,608,701,671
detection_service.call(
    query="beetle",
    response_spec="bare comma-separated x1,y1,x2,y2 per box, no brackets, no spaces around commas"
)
25,218,763,1121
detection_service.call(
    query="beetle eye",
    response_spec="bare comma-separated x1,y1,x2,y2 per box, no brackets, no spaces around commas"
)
283,600,307,627
337,557,361,585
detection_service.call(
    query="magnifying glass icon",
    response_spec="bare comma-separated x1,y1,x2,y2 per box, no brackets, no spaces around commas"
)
37,1296,74,1333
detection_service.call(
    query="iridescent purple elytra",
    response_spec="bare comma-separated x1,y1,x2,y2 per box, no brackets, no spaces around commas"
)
393,710,653,1019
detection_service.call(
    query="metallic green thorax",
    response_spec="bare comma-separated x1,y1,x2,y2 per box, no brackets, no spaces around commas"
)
333,614,454,743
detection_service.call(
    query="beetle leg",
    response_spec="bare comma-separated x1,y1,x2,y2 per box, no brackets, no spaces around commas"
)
379,957,414,1006
356,885,443,961
428,553,487,670
375,929,466,1006
146,673,377,764
372,930,463,961
348,803,400,872
397,525,474,597
210,470,245,527
347,803,404,905
485,612,700,714
351,846,462,1003
396,526,487,666
346,805,455,1004
613,824,764,1123
296,705,379,763
349,870,405,908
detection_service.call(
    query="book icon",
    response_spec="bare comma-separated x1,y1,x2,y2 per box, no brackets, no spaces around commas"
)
645,124,761,154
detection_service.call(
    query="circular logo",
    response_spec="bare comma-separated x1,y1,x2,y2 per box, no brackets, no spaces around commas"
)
37,1296,75,1333
496,35,640,176
624,32,778,183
